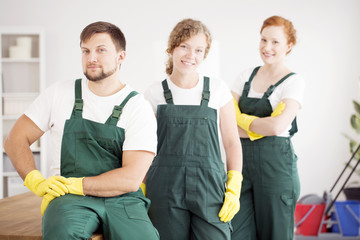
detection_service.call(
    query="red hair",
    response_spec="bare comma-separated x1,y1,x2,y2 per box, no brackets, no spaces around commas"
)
261,16,297,47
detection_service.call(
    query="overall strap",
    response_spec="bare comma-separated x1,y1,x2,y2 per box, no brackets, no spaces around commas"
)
263,72,295,99
162,80,174,104
200,76,210,107
289,118,298,137
105,91,139,126
242,66,260,98
261,72,298,136
71,79,83,119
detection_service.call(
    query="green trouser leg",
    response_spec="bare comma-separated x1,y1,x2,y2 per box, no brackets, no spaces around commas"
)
231,137,300,240
148,166,231,240
230,177,257,240
43,192,159,240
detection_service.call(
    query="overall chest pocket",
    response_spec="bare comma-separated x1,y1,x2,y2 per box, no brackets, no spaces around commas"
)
74,133,122,176
165,118,210,157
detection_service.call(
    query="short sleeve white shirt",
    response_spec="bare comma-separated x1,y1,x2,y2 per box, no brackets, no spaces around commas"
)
25,78,157,176
144,75,232,114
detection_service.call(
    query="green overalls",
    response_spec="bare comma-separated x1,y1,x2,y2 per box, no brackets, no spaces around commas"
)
231,67,300,240
146,77,232,239
42,79,159,240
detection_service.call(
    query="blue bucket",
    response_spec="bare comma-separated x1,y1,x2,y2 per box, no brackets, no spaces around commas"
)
332,201,360,236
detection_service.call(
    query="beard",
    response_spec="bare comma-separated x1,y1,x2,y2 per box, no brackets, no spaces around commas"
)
84,64,118,82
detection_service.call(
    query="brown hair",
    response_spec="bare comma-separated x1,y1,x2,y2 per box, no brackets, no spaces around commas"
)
80,21,126,51
166,19,212,75
261,16,296,53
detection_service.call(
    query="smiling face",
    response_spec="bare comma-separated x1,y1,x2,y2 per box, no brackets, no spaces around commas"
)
170,33,207,76
259,26,293,65
81,33,125,82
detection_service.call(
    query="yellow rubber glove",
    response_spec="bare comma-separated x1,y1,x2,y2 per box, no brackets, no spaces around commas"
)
234,98,286,141
238,114,258,132
41,193,55,215
140,182,146,196
271,101,286,117
24,170,70,197
233,98,262,140
233,98,242,126
40,177,86,215
233,97,262,140
248,132,264,141
233,98,258,132
218,170,243,222
248,101,286,141
66,177,85,196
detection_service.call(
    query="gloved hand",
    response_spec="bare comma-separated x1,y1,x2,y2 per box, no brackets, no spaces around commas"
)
233,99,259,132
233,98,262,140
41,193,55,215
66,177,85,196
140,182,146,196
233,98,242,126
233,98,261,140
248,101,286,141
238,114,258,132
40,177,85,215
247,131,264,141
218,170,243,222
24,170,70,197
271,101,285,117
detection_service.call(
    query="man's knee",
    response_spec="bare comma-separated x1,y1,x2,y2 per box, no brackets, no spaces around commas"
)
42,197,99,240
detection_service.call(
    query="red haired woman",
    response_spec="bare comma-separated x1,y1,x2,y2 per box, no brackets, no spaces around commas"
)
231,16,305,240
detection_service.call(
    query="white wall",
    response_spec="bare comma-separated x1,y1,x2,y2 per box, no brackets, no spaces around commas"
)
1,0,360,199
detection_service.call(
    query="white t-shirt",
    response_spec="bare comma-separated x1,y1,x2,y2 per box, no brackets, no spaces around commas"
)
25,78,157,176
144,75,232,114
231,67,305,137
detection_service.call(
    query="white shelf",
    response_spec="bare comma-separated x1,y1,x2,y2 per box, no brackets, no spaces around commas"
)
3,171,19,177
2,58,40,63
0,27,46,199
1,115,20,120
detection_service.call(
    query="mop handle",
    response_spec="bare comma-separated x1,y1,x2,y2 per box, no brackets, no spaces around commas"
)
329,144,360,193
325,144,360,216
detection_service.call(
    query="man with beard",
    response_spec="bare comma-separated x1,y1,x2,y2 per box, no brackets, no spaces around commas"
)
4,21,159,240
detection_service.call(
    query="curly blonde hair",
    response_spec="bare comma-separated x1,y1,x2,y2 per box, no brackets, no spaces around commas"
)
166,19,212,75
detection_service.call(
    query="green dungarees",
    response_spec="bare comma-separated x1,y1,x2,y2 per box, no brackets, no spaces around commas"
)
42,79,159,240
231,67,300,240
146,77,232,239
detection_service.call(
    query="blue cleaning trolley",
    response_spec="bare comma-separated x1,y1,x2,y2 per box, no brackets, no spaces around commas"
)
295,145,360,240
